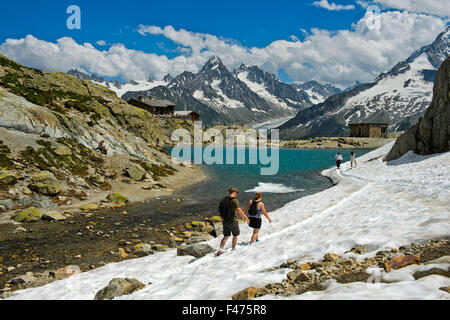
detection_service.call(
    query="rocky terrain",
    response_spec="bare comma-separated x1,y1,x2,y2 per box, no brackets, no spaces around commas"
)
232,239,450,300
0,54,214,296
387,56,450,161
279,27,450,139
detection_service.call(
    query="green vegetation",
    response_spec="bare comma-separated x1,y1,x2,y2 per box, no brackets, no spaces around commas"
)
19,138,103,177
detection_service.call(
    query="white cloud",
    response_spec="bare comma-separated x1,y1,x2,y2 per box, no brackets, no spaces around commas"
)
96,40,107,46
370,0,450,18
312,0,355,11
0,11,446,88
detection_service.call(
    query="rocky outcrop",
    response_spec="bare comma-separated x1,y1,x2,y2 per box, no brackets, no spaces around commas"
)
387,57,450,161
94,278,145,300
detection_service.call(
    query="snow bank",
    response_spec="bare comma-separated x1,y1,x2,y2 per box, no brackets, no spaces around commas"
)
8,143,450,300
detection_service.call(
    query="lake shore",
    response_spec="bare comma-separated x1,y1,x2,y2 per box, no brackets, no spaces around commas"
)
281,137,396,149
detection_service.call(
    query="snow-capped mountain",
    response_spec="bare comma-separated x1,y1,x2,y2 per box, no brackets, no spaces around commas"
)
279,26,450,140
67,69,169,98
295,81,342,105
123,56,314,126
233,64,312,110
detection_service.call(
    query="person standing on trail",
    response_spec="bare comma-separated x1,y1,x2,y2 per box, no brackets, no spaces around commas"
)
350,151,357,169
243,192,272,244
217,188,250,256
335,152,343,169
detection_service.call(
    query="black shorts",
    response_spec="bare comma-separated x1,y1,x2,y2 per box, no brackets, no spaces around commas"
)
223,219,240,237
249,217,262,229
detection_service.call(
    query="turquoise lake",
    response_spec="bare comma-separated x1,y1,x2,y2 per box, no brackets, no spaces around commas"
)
167,147,372,215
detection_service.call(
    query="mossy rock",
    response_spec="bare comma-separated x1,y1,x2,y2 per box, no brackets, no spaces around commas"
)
81,203,99,211
14,207,43,223
208,216,222,223
0,169,17,187
53,145,72,157
29,171,61,195
107,192,129,204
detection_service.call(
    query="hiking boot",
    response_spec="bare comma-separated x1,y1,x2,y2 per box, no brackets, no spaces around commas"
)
216,250,224,257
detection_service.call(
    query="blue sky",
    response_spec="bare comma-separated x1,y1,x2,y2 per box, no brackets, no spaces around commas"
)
0,0,447,86
0,0,363,51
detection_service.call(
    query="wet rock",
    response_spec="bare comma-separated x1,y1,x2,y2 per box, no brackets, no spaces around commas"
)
14,207,43,223
177,243,215,258
384,255,420,272
94,278,145,300
42,211,67,221
232,287,258,300
29,171,61,195
413,268,450,280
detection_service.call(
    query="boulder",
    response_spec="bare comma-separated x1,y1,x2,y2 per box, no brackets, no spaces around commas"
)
94,278,145,300
42,211,67,221
186,234,214,245
232,287,258,300
107,192,129,204
177,243,215,258
29,171,61,195
14,207,43,223
0,170,17,186
54,145,72,156
384,255,420,272
126,163,146,181
386,57,450,161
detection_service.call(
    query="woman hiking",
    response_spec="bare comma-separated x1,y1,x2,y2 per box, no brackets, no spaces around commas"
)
243,192,272,244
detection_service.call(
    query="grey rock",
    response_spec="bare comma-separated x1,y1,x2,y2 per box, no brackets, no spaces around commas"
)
413,267,450,280
177,243,215,258
186,234,214,244
425,256,450,265
94,278,145,300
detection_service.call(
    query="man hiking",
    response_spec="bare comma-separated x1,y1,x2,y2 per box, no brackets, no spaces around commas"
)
217,188,250,256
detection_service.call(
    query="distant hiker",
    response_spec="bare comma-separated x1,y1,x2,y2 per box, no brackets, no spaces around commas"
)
217,188,250,256
97,140,108,155
350,151,357,169
335,152,343,169
243,192,272,244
